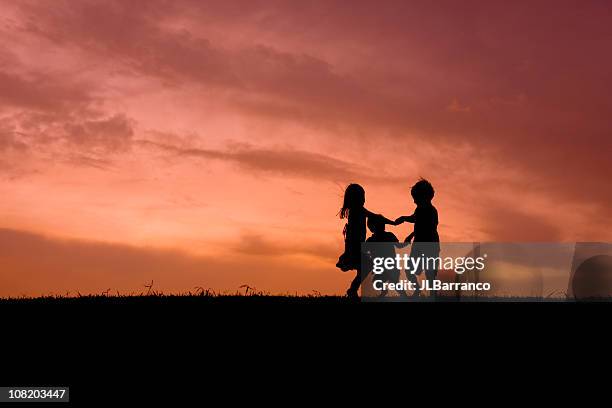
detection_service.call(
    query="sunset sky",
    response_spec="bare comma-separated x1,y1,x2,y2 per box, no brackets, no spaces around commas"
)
1,0,611,296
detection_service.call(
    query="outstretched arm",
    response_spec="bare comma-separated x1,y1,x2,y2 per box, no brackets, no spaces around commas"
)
394,213,416,224
364,208,398,225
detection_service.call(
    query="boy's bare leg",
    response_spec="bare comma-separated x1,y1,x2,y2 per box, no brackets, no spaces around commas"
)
407,272,420,297
426,270,437,299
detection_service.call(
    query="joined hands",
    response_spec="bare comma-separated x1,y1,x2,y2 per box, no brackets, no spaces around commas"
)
394,216,407,225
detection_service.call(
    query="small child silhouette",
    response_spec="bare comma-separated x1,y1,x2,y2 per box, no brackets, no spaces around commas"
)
395,178,440,298
365,215,407,298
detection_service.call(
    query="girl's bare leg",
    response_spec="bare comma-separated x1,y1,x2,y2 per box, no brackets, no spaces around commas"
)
347,268,361,299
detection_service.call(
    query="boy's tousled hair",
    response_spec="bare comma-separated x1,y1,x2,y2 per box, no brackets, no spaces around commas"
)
411,178,435,202
339,183,365,219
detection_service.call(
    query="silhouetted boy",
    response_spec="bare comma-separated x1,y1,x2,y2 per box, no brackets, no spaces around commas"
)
395,178,440,298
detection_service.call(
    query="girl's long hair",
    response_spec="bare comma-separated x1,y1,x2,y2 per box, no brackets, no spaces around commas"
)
339,183,365,219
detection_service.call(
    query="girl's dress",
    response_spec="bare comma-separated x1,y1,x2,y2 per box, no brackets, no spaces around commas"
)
336,207,366,272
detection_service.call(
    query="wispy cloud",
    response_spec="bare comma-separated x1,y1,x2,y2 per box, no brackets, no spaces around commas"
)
137,139,404,185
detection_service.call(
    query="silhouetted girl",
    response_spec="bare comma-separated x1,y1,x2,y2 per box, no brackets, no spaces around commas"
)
336,183,395,299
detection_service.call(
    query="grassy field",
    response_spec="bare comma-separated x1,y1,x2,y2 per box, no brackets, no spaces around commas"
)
0,284,598,303
0,292,580,303
0,293,352,304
